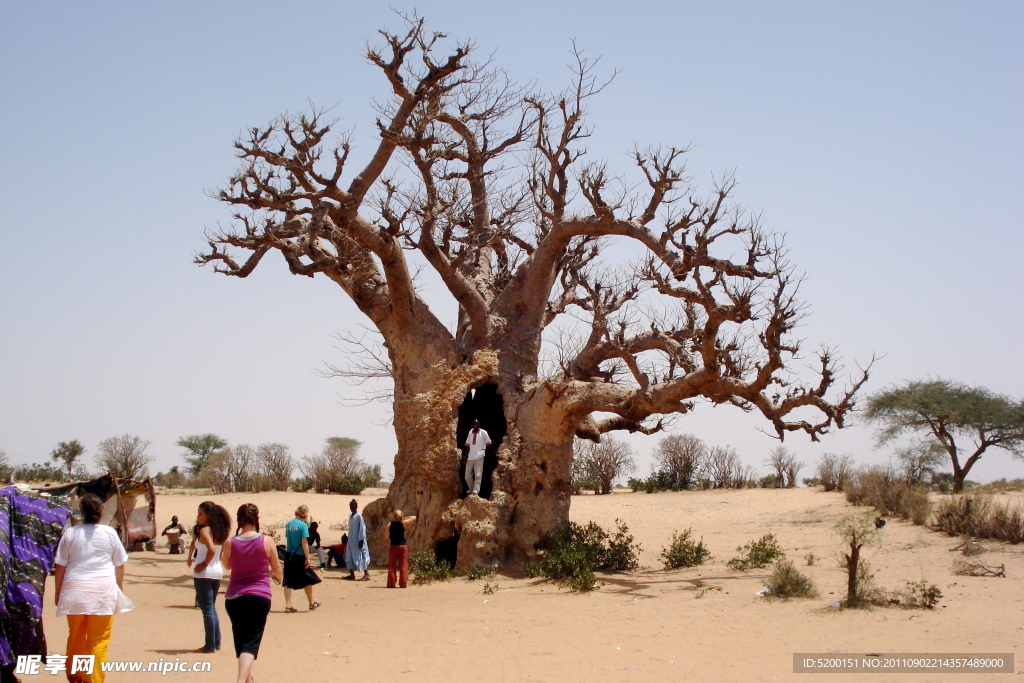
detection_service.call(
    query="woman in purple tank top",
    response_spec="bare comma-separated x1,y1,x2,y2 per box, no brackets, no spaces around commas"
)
221,504,282,683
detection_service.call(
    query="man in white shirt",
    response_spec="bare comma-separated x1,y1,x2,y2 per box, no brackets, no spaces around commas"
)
463,420,491,496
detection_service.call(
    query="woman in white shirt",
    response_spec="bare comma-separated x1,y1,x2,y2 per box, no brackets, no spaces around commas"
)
187,501,231,653
53,493,134,683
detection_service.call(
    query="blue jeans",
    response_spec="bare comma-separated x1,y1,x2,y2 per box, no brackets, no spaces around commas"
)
193,578,221,651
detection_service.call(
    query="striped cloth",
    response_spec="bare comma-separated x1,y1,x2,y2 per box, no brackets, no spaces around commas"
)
0,486,74,667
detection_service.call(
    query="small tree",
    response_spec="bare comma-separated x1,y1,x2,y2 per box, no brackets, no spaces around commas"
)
764,446,803,488
50,440,86,476
866,379,1024,493
0,450,12,483
257,442,294,491
195,450,233,493
705,445,740,488
177,433,229,475
816,452,855,491
95,434,152,479
299,438,365,493
225,444,257,492
834,513,883,608
573,437,636,495
894,438,945,485
652,434,707,490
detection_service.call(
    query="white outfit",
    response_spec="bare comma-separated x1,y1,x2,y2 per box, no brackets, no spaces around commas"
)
54,524,135,616
464,428,492,494
465,429,491,460
192,542,223,580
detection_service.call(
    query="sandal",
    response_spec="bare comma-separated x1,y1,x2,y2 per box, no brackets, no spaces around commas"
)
309,601,321,610
285,606,298,613
193,647,216,654
358,575,370,581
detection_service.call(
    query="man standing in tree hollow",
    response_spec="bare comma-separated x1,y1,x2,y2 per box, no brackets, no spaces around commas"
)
464,420,492,497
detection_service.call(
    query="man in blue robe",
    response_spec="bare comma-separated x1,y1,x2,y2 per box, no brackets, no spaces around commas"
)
344,499,370,581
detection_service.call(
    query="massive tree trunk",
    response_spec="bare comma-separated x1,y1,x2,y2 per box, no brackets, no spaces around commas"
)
362,343,580,569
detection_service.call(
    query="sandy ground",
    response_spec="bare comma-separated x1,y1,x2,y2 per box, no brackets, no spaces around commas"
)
36,487,1024,682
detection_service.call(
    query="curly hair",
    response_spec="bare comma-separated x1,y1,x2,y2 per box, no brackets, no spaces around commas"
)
236,503,260,532
199,501,232,544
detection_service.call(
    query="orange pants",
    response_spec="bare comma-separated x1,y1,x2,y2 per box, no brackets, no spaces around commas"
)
66,614,114,683
387,545,409,588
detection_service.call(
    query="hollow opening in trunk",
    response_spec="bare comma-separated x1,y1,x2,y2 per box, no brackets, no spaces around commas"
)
457,383,507,500
435,531,460,567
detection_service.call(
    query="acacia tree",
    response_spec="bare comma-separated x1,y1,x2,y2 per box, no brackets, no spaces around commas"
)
177,433,229,474
866,379,1024,492
197,18,868,568
50,440,86,476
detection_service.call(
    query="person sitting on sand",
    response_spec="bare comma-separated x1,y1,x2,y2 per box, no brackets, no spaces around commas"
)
345,500,370,581
307,520,324,567
162,516,188,554
324,534,347,569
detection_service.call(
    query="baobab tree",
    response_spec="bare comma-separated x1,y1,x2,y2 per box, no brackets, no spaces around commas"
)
197,17,869,568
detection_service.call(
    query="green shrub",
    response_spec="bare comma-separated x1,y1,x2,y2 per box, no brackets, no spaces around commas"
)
660,529,713,569
727,533,785,571
290,477,312,492
804,553,816,566
932,494,1024,543
525,520,641,592
410,550,455,584
604,520,642,572
13,462,68,482
464,563,494,581
763,559,818,599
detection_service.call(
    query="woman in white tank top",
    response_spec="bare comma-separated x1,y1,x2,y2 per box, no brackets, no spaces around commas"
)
187,502,231,653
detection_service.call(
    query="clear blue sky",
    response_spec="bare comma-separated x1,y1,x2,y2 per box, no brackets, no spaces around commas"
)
2,1,1022,482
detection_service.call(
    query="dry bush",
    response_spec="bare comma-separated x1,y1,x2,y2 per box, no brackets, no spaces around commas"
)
952,559,1005,577
887,580,942,609
845,465,930,525
763,559,818,600
932,494,1024,544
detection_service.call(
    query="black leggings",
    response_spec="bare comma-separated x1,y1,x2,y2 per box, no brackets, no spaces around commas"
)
224,594,271,658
